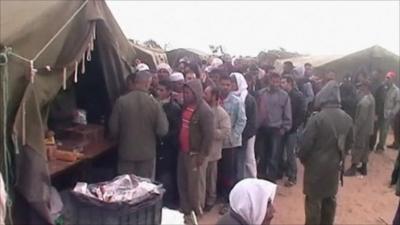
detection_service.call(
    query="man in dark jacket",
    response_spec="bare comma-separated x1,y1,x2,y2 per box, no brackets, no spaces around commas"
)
109,71,169,179
299,80,353,225
177,79,214,224
339,74,357,119
369,69,387,151
156,80,181,207
281,76,306,187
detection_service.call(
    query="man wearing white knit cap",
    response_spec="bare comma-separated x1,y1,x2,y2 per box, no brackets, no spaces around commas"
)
157,63,172,81
136,63,150,72
170,72,185,105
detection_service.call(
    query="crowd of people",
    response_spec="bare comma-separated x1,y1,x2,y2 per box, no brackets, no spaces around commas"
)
108,56,400,225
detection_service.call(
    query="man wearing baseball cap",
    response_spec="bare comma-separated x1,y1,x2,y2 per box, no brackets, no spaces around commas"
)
376,71,400,153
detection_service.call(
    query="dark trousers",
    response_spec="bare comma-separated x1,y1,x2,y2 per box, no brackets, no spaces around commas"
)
259,127,283,182
219,148,238,202
394,199,400,225
393,112,400,146
305,195,336,225
283,132,298,182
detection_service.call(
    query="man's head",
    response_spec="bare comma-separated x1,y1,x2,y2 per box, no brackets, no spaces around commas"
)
157,80,173,101
281,76,295,92
170,72,185,92
244,72,256,89
371,68,383,81
269,72,282,90
185,72,197,82
204,85,220,106
157,63,172,81
134,71,153,91
386,71,397,85
356,80,371,96
219,74,232,97
183,79,203,106
283,61,294,73
177,61,188,73
209,68,226,85
126,73,136,92
304,63,313,77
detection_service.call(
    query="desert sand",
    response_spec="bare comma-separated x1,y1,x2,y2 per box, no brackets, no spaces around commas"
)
200,136,398,225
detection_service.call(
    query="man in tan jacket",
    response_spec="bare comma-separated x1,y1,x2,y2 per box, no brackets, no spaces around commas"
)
109,71,169,179
203,84,231,212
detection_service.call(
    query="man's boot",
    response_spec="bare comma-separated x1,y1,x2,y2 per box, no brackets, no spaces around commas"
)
358,163,367,176
344,164,357,176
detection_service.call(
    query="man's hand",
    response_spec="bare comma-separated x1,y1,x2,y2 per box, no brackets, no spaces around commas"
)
279,128,286,136
195,156,205,168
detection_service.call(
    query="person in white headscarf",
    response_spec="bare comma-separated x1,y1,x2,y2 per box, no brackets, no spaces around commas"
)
217,178,277,225
230,73,258,181
0,173,7,225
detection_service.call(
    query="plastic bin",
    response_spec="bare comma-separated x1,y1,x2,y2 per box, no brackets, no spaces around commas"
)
66,188,164,225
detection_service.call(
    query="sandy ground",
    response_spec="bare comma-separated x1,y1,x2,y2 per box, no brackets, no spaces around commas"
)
199,135,398,225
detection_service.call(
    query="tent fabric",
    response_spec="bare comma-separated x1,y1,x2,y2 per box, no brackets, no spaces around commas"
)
131,43,168,71
0,0,134,223
275,45,400,81
166,48,209,68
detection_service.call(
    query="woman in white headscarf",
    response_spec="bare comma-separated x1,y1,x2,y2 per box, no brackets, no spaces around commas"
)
230,73,258,180
217,178,277,225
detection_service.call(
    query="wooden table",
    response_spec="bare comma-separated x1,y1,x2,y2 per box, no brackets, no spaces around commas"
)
48,139,116,178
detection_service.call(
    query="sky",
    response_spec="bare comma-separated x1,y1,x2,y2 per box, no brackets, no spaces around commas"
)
107,1,400,57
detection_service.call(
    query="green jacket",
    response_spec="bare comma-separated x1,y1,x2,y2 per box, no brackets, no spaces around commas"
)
184,80,215,161
109,90,169,161
299,80,353,198
299,107,353,198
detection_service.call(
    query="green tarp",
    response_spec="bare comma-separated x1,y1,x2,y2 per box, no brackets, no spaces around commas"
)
0,0,134,222
131,43,168,71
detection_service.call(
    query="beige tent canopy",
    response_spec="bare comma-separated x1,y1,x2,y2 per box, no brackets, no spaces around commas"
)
131,42,168,71
275,45,400,81
0,0,134,222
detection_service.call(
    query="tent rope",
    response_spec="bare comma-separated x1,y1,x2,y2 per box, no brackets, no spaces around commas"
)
7,0,89,64
0,50,14,225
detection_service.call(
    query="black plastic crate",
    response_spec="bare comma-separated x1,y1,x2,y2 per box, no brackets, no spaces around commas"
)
67,191,164,225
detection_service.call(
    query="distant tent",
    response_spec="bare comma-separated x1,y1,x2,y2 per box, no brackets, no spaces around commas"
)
131,42,168,71
275,45,400,81
0,0,134,222
167,48,209,68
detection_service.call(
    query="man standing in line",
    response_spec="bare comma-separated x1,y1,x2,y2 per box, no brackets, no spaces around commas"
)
344,81,375,176
177,79,214,224
281,76,306,187
155,80,181,207
230,72,258,180
376,71,400,153
218,73,247,214
203,85,231,212
299,80,353,225
257,72,292,182
109,71,169,179
369,69,387,151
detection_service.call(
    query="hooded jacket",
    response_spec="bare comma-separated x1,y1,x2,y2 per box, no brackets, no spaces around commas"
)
299,80,353,198
183,80,215,161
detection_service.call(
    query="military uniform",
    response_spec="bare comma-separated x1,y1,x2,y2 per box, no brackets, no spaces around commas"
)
299,81,353,225
352,93,375,164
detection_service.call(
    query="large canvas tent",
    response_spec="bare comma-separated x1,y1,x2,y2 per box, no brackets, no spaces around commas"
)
131,42,168,71
275,45,400,81
0,0,134,223
167,48,209,68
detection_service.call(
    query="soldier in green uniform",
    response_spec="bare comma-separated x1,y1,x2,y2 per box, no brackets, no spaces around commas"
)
299,80,353,225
